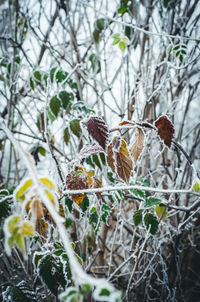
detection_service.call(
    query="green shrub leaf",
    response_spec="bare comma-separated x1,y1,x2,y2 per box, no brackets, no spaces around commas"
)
144,213,159,235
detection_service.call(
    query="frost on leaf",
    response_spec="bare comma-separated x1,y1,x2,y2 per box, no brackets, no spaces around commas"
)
155,115,174,148
155,205,167,220
14,177,58,237
66,167,101,206
80,144,105,159
107,142,115,173
107,137,133,183
82,116,108,151
129,127,145,164
4,215,34,255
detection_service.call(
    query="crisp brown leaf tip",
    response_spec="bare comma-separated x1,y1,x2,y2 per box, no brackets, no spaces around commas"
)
129,127,145,164
82,116,108,151
155,115,174,148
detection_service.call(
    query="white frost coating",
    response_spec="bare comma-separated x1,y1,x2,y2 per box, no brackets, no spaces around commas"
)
63,183,193,195
0,118,122,301
3,214,21,256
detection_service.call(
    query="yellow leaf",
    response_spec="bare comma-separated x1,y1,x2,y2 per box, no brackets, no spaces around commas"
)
16,179,33,200
40,178,55,189
16,233,25,252
193,181,200,192
155,205,167,220
71,193,86,206
21,221,35,236
8,215,21,233
87,171,95,178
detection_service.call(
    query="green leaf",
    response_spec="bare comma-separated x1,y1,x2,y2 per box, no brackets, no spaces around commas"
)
65,195,73,212
89,207,98,225
80,283,91,295
65,217,73,229
107,172,115,183
0,200,10,222
99,152,106,165
99,288,111,296
0,191,11,222
144,213,159,235
7,215,21,233
49,96,60,117
38,146,46,156
113,38,121,45
179,54,183,63
70,119,81,137
173,45,180,51
92,154,102,170
37,253,66,295
119,41,126,52
43,74,48,86
50,67,57,82
72,101,95,114
125,26,132,40
168,45,173,54
88,54,101,73
130,188,145,198
33,70,42,84
56,70,68,83
59,287,78,302
101,203,111,223
2,281,37,302
193,181,200,192
16,233,25,252
144,197,161,208
64,127,70,145
59,91,74,110
36,112,45,131
118,6,127,14
47,109,56,122
93,29,100,44
133,209,143,226
112,33,120,39
95,18,105,31
80,195,89,213
181,49,187,55
86,156,95,169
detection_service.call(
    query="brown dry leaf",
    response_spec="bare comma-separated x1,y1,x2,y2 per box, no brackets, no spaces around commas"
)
107,142,115,173
35,218,49,238
119,120,135,127
115,139,133,183
130,127,145,164
107,137,133,183
155,115,174,148
82,116,108,150
66,167,101,206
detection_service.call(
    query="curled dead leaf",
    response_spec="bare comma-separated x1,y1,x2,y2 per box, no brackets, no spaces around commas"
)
129,127,145,164
155,115,174,148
